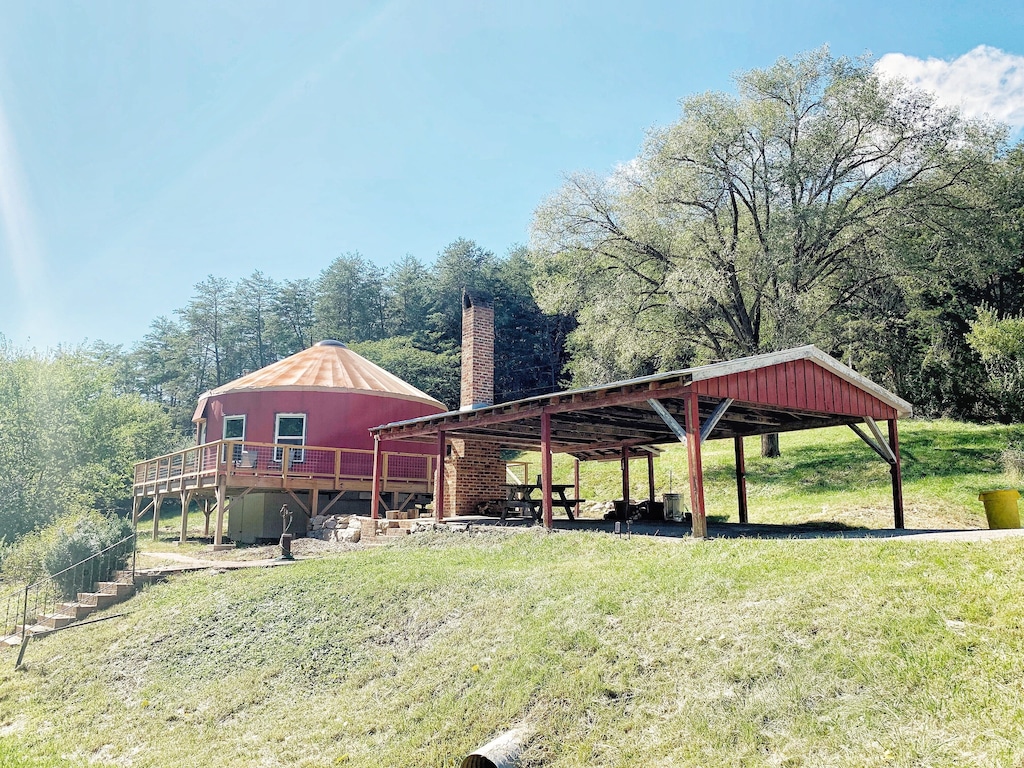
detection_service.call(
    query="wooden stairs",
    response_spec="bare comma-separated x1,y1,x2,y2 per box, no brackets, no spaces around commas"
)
2,570,147,647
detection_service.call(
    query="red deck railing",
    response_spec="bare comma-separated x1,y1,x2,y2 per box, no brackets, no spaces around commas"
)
133,439,434,494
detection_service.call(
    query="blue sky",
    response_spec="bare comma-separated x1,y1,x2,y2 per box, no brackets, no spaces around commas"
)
1,0,1022,350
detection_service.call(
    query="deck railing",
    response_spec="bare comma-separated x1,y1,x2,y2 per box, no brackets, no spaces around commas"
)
133,439,435,493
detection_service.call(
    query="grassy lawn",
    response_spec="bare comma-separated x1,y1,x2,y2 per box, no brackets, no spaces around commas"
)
3,419,1024,766
2,529,1024,767
514,419,1024,531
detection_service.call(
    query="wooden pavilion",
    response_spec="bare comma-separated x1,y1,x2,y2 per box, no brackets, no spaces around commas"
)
369,346,914,537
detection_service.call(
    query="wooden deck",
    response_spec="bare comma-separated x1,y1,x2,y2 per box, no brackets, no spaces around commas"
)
132,439,436,544
133,439,435,497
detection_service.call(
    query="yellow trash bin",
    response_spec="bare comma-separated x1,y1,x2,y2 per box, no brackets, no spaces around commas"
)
978,489,1021,529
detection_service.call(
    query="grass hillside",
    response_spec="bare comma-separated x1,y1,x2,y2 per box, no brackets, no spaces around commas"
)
3,529,1024,767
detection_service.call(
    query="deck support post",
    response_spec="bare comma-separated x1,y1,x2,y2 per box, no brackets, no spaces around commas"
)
131,497,140,532
202,499,212,536
433,430,446,522
573,458,581,519
734,436,748,524
152,494,163,541
647,452,656,504
310,488,319,520
370,436,383,520
620,447,630,507
178,491,192,544
889,419,905,529
541,412,554,529
683,393,707,539
214,477,227,546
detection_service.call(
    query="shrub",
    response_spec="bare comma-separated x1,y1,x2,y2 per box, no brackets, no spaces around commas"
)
0,511,132,593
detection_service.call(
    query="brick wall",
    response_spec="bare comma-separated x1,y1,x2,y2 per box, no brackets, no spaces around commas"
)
443,438,506,516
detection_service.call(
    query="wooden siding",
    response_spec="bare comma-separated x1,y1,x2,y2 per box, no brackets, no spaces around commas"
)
692,360,897,420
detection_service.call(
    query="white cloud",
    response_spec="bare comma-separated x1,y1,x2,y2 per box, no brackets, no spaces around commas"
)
875,45,1024,131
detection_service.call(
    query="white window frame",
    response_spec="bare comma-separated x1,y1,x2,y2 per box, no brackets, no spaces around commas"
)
274,413,307,464
222,415,246,462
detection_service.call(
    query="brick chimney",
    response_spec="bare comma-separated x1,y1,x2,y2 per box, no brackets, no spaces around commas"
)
442,289,504,516
460,290,494,411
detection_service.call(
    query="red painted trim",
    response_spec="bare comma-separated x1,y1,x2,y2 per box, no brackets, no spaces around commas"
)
541,413,553,529
684,393,706,537
434,431,446,522
370,437,382,520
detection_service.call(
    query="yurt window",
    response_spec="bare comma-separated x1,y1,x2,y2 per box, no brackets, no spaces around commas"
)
275,413,307,463
223,415,246,462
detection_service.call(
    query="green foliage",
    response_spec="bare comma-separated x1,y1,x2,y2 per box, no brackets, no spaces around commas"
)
0,341,174,543
1,510,132,589
967,306,1024,415
531,46,1005,397
350,336,461,409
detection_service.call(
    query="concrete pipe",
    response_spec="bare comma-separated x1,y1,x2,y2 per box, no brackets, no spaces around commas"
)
461,726,531,768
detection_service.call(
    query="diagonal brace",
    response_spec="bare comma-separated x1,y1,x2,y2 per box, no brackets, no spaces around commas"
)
648,399,687,444
848,421,896,466
700,398,734,443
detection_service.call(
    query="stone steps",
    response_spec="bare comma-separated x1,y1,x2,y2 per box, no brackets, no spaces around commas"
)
3,577,140,646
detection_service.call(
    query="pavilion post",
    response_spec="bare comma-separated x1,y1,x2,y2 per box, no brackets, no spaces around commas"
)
370,436,383,520
683,393,707,538
734,436,748,524
541,412,554,529
647,452,656,504
573,458,581,519
433,430,446,522
214,477,227,546
888,419,905,529
620,447,630,506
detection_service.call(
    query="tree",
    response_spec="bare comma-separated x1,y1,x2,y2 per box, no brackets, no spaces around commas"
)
531,47,1002,453
271,278,316,354
386,255,433,336
228,270,279,372
176,275,234,388
0,341,174,543
314,253,388,343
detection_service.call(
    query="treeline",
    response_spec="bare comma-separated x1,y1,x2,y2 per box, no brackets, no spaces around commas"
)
120,239,572,432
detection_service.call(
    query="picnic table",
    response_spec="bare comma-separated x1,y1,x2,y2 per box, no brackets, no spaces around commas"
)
501,483,583,521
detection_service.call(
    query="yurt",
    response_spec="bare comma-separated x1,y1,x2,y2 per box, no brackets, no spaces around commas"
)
186,340,446,542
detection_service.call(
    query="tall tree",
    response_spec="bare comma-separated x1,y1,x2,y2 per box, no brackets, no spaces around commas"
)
386,255,432,336
229,270,279,372
271,278,316,354
531,47,1002,453
314,253,387,343
177,275,234,388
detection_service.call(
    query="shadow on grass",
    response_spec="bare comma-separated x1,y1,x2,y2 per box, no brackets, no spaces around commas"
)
550,517,960,541
702,423,1024,495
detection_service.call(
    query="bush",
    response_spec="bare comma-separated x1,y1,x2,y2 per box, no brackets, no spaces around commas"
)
0,511,132,592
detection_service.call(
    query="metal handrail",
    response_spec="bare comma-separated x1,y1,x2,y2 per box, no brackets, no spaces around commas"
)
1,532,137,644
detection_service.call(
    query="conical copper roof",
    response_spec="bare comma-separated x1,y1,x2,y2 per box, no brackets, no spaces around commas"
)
201,340,445,409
